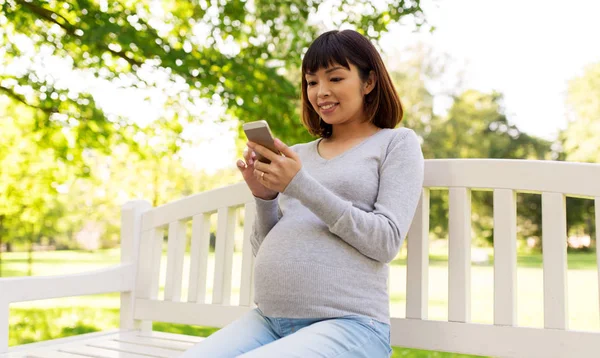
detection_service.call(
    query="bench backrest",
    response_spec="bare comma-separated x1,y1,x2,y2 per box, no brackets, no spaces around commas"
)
127,159,600,356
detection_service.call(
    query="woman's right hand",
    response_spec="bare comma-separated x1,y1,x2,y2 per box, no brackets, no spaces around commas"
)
237,147,278,200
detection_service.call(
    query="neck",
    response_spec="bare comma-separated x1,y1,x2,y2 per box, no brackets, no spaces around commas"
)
329,121,380,142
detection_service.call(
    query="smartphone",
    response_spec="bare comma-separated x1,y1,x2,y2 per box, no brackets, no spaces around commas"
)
242,120,281,164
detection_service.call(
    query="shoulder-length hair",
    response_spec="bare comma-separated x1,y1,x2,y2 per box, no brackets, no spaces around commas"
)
300,29,403,138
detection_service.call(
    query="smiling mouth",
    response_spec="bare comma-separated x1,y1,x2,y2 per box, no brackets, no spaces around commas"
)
320,103,339,111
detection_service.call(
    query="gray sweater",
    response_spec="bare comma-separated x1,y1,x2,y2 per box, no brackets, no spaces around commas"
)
250,127,424,325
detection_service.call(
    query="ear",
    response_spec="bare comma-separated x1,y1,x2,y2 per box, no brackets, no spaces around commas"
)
363,70,377,95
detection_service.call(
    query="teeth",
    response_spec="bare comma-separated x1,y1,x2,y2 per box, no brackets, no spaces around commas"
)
321,103,337,110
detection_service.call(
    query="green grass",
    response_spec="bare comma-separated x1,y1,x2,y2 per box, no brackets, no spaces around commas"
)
4,249,599,357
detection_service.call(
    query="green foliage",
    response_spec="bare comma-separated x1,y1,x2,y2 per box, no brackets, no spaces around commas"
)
386,47,573,247
562,61,600,163
9,307,119,345
0,0,425,147
559,62,600,243
427,90,554,245
0,0,425,256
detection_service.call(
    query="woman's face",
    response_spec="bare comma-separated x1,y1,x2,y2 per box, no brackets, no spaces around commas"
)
305,62,375,127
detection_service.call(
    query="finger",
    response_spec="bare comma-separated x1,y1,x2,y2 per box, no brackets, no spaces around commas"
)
248,142,280,163
253,160,271,174
274,138,297,159
244,148,256,160
254,169,265,182
236,159,247,170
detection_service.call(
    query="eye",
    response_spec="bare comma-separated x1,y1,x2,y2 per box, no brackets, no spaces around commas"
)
307,81,317,86
331,77,343,82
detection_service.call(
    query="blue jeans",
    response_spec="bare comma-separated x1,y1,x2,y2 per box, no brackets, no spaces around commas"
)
181,307,392,357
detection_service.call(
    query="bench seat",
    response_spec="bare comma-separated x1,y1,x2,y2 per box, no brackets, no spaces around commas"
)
2,330,203,358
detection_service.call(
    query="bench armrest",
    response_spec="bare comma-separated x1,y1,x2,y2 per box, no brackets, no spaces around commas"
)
0,263,135,303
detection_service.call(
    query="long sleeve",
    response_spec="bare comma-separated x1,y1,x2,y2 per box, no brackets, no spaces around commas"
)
249,196,281,256
283,130,424,263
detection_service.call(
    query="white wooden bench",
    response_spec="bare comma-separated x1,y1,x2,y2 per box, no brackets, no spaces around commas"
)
2,159,600,358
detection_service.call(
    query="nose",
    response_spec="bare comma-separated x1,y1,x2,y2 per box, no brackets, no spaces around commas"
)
317,82,330,98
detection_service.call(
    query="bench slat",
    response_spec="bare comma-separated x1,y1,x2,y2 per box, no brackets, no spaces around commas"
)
390,318,600,357
19,351,86,358
164,221,186,302
597,197,600,328
542,192,568,330
448,187,472,323
424,159,600,198
493,189,517,326
114,336,192,351
61,344,150,358
134,230,160,331
0,301,7,352
134,299,252,328
135,331,204,344
86,340,180,358
213,207,236,305
1,331,203,358
240,203,257,307
406,189,430,320
120,200,152,331
0,265,134,304
149,229,164,300
142,182,253,231
188,214,211,304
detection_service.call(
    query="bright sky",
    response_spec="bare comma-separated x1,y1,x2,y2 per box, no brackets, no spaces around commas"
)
382,0,600,141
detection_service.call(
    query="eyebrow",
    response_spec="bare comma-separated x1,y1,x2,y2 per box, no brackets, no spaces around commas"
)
305,66,346,76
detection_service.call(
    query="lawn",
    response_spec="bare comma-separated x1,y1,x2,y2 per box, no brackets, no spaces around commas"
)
2,248,599,357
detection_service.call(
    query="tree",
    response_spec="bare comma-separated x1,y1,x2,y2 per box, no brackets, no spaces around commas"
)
0,98,73,274
1,0,426,147
559,62,600,247
0,0,427,259
562,62,600,164
424,90,553,246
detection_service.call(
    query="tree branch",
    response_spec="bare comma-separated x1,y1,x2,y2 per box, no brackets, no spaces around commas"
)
16,0,143,67
0,85,58,114
16,0,77,35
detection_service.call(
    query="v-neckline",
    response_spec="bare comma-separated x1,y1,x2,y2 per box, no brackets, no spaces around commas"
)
314,128,387,164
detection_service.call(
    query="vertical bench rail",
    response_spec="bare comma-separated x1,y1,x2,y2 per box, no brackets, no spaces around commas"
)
240,203,257,307
448,187,472,323
493,189,517,326
134,227,163,331
164,221,186,302
406,189,430,320
213,207,237,305
188,214,211,304
0,298,7,352
597,197,600,327
542,192,568,330
120,200,152,330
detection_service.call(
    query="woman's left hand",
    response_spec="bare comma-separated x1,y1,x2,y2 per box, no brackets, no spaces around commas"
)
247,138,302,193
